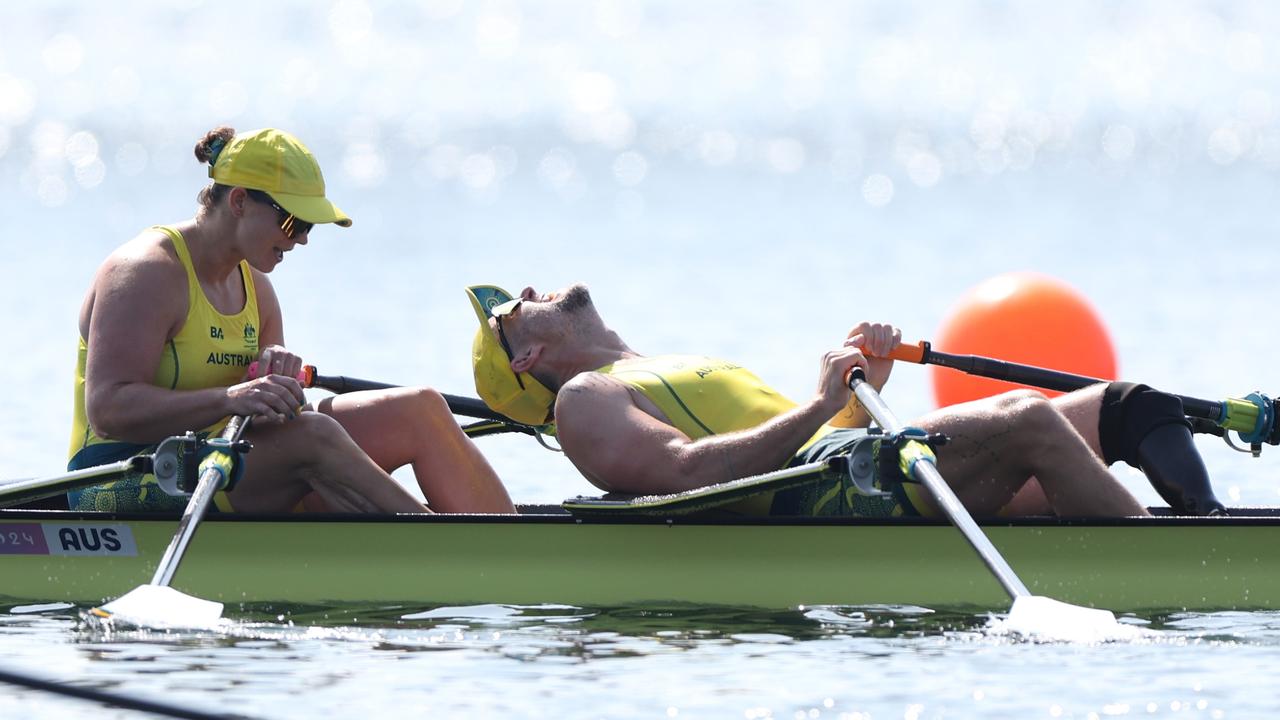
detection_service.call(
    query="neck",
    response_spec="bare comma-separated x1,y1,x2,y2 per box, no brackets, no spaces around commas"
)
545,326,641,389
183,213,245,285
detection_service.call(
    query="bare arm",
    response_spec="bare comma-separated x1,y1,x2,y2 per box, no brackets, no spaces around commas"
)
555,347,870,495
83,246,303,443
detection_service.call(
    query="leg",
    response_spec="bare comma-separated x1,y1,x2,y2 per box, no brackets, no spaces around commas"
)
1050,383,1107,455
1058,383,1224,515
995,384,1112,516
226,412,428,513
316,387,515,513
913,390,1149,517
999,479,1050,516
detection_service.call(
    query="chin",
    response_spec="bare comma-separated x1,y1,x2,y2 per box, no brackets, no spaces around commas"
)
247,256,279,274
557,283,592,312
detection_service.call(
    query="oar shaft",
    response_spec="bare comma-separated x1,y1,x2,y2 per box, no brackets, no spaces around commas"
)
150,416,249,588
889,342,1225,423
248,361,506,422
0,457,147,509
0,665,249,720
849,370,1031,600
302,369,510,423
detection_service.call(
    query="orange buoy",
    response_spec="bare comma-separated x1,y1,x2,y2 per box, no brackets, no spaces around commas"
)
931,272,1117,407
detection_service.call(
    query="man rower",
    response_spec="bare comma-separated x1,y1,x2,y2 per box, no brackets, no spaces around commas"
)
466,283,1226,518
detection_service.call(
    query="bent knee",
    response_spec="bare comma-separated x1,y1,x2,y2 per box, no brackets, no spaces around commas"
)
406,385,450,414
346,386,457,436
995,389,1078,448
994,388,1051,408
255,412,358,474
993,389,1056,423
395,386,459,431
291,411,352,443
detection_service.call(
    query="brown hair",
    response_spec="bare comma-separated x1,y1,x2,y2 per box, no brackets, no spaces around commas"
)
194,126,236,209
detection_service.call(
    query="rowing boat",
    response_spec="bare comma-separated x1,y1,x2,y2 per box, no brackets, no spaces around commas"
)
6,354,1277,618
3,502,1278,613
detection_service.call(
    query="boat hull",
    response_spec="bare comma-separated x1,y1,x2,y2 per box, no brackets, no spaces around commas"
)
2,509,1278,613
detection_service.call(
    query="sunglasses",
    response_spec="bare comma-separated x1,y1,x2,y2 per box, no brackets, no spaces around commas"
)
493,300,526,389
246,189,313,240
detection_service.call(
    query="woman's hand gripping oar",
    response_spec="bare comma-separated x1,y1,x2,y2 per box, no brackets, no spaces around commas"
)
89,416,251,628
845,366,1142,642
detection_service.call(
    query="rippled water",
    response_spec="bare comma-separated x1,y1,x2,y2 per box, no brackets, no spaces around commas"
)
4,601,1280,719
4,1,1280,717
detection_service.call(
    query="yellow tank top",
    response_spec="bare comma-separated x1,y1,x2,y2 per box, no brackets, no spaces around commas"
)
595,355,834,455
68,225,261,461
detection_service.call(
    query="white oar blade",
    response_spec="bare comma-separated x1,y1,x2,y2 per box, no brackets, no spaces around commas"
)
90,584,224,628
994,595,1148,643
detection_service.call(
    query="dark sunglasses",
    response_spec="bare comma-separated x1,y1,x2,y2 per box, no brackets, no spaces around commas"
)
494,301,525,389
246,189,313,240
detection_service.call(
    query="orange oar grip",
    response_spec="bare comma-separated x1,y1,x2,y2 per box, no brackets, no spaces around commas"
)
247,361,314,386
882,341,927,363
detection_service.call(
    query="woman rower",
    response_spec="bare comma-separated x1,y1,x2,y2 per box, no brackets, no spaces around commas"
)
67,126,514,514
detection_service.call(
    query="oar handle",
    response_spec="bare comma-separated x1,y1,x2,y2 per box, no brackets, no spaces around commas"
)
246,361,310,385
881,340,929,364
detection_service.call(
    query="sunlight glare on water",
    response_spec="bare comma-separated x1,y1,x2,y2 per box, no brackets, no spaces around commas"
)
3,0,1280,717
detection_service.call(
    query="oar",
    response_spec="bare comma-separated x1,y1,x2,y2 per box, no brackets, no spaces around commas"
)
0,456,148,509
846,367,1137,641
0,664,253,719
89,416,251,627
247,362,522,424
246,362,547,438
883,341,1279,450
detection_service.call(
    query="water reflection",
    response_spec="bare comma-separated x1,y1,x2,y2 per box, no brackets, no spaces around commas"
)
0,599,1262,655
4,601,1277,718
54,601,994,654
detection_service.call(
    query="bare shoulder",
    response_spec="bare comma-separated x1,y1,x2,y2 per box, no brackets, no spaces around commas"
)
87,230,188,330
554,370,690,494
554,372,638,439
96,229,186,293
554,372,645,491
555,372,632,414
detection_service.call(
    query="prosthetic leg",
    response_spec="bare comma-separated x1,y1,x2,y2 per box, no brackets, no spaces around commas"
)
1099,382,1226,516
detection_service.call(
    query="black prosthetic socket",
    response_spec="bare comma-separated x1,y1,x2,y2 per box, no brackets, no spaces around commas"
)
1135,423,1226,516
1099,382,1226,516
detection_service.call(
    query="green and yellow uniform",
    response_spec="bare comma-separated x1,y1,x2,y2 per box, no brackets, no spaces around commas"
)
595,355,921,517
67,226,259,512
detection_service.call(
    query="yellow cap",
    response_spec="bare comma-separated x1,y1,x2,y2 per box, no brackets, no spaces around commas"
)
466,285,557,427
209,128,352,227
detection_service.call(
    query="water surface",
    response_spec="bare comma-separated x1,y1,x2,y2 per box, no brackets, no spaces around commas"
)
3,1,1280,717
